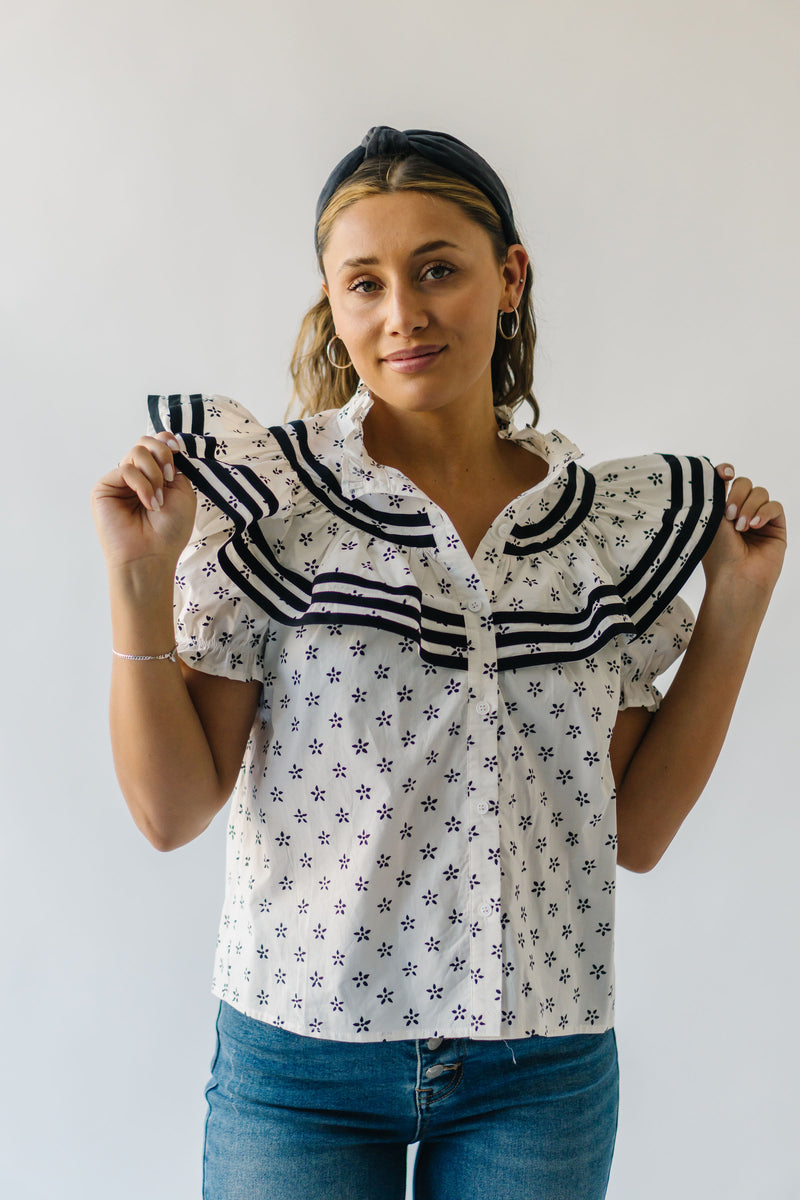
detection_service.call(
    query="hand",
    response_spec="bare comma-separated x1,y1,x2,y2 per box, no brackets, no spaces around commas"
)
91,432,197,572
702,464,786,605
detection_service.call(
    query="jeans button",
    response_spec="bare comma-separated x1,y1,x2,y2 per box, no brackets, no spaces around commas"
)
427,1037,443,1051
425,1064,445,1080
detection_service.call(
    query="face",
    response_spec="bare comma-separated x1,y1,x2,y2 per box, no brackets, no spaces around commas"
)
321,191,527,419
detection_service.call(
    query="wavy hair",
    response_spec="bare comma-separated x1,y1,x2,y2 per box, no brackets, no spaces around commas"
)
289,154,538,425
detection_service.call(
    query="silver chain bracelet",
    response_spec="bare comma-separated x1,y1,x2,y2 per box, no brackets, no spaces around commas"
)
112,644,178,662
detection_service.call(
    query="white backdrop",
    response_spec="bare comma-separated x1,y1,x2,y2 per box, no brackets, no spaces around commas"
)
1,1,798,1197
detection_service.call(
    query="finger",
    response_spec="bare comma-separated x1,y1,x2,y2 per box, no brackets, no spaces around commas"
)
723,476,753,522
716,462,735,482
118,459,166,511
152,432,185,481
732,485,770,530
154,430,183,474
121,439,181,510
123,434,181,481
121,436,184,507
118,435,179,470
748,499,785,532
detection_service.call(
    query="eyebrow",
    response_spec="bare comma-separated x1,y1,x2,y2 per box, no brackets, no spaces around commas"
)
336,239,462,274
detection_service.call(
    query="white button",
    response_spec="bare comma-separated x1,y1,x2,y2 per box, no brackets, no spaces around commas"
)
498,521,512,538
425,1064,445,1080
468,598,482,612
479,902,492,916
475,701,490,716
427,1037,443,1051
476,800,489,815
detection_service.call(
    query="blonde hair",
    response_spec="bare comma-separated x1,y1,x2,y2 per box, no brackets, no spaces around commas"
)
289,154,539,424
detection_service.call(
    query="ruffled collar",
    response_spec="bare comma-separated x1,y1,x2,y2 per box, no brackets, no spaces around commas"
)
336,382,582,502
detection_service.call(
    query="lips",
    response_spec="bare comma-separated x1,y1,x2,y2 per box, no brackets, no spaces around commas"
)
382,345,445,373
384,344,444,361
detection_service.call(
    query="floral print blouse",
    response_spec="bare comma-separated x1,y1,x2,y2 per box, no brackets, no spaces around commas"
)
147,386,723,1042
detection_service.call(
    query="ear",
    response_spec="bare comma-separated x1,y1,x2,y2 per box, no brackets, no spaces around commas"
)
499,245,529,311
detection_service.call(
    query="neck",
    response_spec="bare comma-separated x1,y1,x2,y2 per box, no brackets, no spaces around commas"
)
362,392,503,490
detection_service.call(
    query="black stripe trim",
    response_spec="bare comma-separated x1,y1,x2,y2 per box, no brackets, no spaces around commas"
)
270,422,437,547
190,395,205,435
158,397,723,672
288,422,432,529
496,619,634,671
510,462,579,534
492,585,631,640
618,455,725,629
313,571,466,630
147,393,165,432
148,392,207,436
179,435,285,518
296,610,470,670
504,468,597,556
176,460,311,615
308,592,468,649
617,455,693,599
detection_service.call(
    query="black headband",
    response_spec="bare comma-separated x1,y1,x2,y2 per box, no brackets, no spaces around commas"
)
315,125,519,251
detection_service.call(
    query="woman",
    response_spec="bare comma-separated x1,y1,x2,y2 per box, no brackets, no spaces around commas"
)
92,127,785,1200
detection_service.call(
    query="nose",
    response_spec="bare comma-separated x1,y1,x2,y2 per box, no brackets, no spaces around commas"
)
384,280,429,338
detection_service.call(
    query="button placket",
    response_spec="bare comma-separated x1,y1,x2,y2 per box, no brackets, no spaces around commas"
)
424,509,505,1033
420,504,508,1037
463,595,503,1037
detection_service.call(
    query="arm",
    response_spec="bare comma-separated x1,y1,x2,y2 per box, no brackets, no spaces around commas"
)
93,434,261,851
610,466,786,873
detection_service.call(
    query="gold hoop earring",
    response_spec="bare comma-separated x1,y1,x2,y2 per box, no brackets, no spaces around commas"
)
326,334,352,370
497,308,520,341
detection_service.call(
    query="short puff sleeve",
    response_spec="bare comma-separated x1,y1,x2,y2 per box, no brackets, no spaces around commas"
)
617,597,695,711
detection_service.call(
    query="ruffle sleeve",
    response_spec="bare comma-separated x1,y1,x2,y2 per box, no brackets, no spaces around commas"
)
147,393,302,520
582,453,723,706
146,393,303,680
581,452,725,638
493,451,724,671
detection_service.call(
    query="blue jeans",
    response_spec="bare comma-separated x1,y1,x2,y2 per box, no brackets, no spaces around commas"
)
203,1001,618,1200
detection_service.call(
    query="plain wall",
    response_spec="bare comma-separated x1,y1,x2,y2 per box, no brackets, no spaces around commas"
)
1,1,797,1196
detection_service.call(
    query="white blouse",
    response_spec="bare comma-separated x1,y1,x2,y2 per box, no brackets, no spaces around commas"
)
148,386,723,1042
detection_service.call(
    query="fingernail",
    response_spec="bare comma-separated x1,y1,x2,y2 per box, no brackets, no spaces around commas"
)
167,439,180,451
164,463,175,483
750,515,761,527
735,515,747,531
155,488,164,508
726,503,737,520
723,466,734,478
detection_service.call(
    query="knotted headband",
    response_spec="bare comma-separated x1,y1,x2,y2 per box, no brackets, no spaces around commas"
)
315,125,519,251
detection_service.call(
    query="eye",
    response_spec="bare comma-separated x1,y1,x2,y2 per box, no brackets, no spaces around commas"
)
348,277,381,294
421,262,455,282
